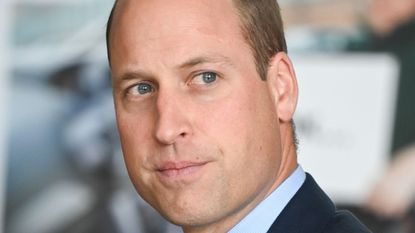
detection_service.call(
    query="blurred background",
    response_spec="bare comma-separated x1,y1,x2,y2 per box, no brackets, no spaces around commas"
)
1,0,414,232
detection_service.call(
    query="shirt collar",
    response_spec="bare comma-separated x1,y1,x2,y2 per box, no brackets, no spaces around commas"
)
228,165,306,233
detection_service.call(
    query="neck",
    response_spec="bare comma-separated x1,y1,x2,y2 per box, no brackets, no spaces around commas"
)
269,123,298,194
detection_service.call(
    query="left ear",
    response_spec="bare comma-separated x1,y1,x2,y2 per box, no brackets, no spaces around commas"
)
266,52,298,122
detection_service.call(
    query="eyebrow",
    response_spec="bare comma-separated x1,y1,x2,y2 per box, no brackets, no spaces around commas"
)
178,54,234,69
113,69,153,90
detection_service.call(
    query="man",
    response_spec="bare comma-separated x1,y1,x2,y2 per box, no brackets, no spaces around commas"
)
106,0,371,232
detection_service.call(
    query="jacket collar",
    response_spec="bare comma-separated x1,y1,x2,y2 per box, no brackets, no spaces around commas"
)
267,173,335,233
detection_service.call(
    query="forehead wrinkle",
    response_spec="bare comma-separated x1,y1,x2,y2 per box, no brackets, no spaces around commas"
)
110,0,247,59
177,54,235,70
114,0,243,42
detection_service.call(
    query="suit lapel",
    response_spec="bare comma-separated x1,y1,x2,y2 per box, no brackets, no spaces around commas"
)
267,174,335,233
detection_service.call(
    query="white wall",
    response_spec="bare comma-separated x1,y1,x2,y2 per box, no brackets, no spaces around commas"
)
293,54,398,204
0,0,11,232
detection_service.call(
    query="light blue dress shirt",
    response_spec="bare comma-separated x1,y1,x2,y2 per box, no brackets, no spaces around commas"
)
228,165,306,233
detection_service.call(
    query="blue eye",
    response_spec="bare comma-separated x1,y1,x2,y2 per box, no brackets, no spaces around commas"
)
192,72,218,86
201,72,217,84
132,83,154,95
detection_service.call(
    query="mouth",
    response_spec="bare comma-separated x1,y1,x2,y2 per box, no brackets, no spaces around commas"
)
156,161,209,179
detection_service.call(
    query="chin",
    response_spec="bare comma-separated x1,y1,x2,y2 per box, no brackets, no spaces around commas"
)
159,203,219,229
162,210,205,227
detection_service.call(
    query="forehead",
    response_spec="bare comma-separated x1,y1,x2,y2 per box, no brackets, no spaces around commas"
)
113,0,240,31
109,0,249,72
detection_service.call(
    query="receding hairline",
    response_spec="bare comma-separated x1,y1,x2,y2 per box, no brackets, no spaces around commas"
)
106,0,119,66
105,0,284,66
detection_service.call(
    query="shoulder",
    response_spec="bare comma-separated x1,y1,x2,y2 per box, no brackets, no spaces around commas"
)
322,210,372,233
267,173,372,233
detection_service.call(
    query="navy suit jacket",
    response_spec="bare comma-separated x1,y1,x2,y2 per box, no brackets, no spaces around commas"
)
267,174,372,233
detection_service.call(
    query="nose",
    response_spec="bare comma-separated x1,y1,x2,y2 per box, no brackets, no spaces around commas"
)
154,89,192,145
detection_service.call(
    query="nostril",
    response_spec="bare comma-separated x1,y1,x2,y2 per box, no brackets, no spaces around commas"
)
155,123,191,145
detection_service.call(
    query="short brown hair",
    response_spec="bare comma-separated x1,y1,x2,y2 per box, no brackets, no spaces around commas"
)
106,0,288,80
232,0,287,80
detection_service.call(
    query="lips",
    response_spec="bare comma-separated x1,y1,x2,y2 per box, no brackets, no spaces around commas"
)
156,161,209,178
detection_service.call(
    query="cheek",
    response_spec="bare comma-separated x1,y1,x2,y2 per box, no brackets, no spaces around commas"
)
196,85,266,161
116,98,154,146
195,94,251,146
118,114,150,154
117,114,160,205
116,108,155,177
207,84,280,169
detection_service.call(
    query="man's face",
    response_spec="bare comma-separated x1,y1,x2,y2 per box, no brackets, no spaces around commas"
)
110,0,285,230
